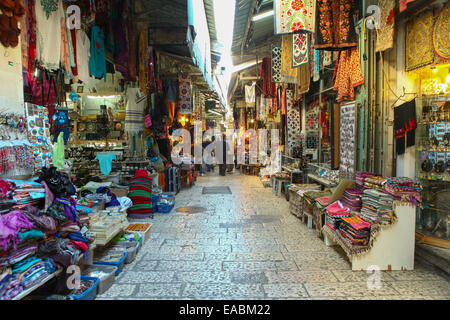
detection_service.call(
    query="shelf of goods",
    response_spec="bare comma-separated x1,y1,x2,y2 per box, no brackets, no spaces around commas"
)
12,269,63,300
322,202,416,271
90,215,128,246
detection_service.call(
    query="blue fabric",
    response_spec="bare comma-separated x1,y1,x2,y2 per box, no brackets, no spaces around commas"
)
76,205,92,214
89,26,107,81
166,80,176,102
96,153,116,175
68,232,89,244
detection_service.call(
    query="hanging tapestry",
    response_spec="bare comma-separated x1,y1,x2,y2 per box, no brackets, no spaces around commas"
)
292,33,309,67
399,0,417,12
433,2,450,60
245,84,256,105
394,100,417,155
271,46,282,83
297,63,310,94
406,10,434,71
376,0,396,52
178,74,192,114
286,89,301,149
258,95,267,121
315,0,360,50
333,48,364,102
138,30,149,96
274,0,316,34
281,35,299,84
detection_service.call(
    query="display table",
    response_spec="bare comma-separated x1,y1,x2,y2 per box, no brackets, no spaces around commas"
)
322,202,416,271
272,176,289,197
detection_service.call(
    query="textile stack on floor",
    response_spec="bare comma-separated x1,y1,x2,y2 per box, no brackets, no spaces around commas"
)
339,216,371,247
341,188,364,212
355,172,380,190
325,201,350,231
383,177,422,205
360,189,395,225
127,170,153,219
363,175,387,190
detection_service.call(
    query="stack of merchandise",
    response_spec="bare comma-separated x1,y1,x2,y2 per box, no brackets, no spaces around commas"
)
339,215,371,247
364,176,387,190
341,188,364,212
383,177,422,205
127,171,153,219
5,180,46,210
325,201,350,230
355,172,375,190
360,189,394,224
295,184,321,197
303,189,333,207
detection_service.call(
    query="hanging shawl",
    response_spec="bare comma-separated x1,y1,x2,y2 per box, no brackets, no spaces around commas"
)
281,35,298,84
125,88,146,134
271,46,282,83
40,0,58,19
138,30,149,96
274,0,316,34
245,84,256,105
292,33,309,67
178,74,192,114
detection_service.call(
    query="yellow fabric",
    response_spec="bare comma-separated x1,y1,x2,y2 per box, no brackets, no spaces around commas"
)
281,35,298,84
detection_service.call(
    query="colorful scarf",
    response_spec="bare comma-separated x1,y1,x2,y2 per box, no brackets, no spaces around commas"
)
292,33,309,67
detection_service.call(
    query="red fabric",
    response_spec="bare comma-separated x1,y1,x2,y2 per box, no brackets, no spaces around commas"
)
26,0,37,85
399,0,416,12
70,29,78,77
69,240,88,252
134,170,150,179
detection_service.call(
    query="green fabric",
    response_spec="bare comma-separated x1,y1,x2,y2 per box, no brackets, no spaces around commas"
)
128,190,152,197
17,230,45,241
52,132,65,170
129,204,152,210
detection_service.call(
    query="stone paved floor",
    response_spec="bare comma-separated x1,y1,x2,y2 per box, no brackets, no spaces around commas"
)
97,171,450,300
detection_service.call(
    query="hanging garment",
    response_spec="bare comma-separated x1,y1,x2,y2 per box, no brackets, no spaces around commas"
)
394,100,417,155
286,89,301,149
60,12,71,76
274,0,316,34
124,88,146,134
96,153,117,176
89,26,107,80
313,49,320,82
292,33,309,67
376,0,396,52
76,29,90,83
333,48,364,102
113,0,129,78
179,74,192,114
315,0,360,50
70,29,78,80
245,84,256,105
323,51,332,66
35,0,64,70
138,30,149,95
281,35,299,84
52,131,65,170
297,62,310,94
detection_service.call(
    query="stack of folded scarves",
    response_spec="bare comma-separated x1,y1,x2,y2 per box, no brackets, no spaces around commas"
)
383,177,422,205
0,273,22,300
364,175,387,190
325,201,350,230
127,174,153,219
355,172,376,190
295,184,321,197
303,189,333,207
341,188,364,212
0,244,38,267
360,189,394,224
339,215,371,247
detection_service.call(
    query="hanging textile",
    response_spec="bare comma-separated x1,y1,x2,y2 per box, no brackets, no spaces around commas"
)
148,46,157,94
297,63,310,94
376,0,396,52
333,48,364,102
309,33,315,79
292,33,309,67
35,0,64,70
323,51,332,66
271,46,282,83
281,88,287,115
399,0,417,12
433,2,450,60
258,95,267,121
125,88,146,134
281,35,298,84
274,0,316,34
179,74,192,114
261,58,275,96
89,26,107,80
286,89,301,150
406,10,434,71
245,84,256,105
138,30,149,96
315,0,360,51
113,0,129,79
313,49,320,82
76,30,90,83
394,100,417,155
126,2,137,82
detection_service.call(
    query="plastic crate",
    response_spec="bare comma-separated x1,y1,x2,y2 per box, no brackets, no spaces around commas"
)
67,276,99,300
82,265,117,295
111,245,136,264
93,250,127,276
156,203,174,213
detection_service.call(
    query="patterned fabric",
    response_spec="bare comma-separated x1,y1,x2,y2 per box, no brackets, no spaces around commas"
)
286,89,301,149
406,10,434,71
292,33,309,67
274,0,316,34
178,74,192,114
315,0,360,50
323,51,332,66
245,84,256,105
433,2,450,59
297,63,310,94
333,48,364,102
40,0,58,19
281,35,298,84
313,49,320,82
138,30,149,96
376,0,396,52
399,0,417,12
271,46,282,83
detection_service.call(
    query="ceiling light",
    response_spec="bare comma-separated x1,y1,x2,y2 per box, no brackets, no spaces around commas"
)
252,10,274,22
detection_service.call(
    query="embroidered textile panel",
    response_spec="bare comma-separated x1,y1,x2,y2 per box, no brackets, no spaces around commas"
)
274,0,316,34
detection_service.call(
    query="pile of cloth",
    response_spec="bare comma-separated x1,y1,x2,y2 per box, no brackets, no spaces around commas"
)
360,189,395,225
383,177,422,205
341,188,364,212
364,176,387,190
127,170,153,218
339,215,371,247
295,184,321,197
325,201,350,230
303,189,333,207
355,172,380,190
8,179,46,209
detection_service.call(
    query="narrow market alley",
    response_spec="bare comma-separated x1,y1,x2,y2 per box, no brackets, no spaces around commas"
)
96,172,450,300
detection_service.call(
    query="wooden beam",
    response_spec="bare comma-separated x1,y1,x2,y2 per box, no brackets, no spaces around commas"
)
240,0,259,57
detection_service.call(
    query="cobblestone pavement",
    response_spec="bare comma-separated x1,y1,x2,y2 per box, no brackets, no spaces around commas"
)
97,172,450,300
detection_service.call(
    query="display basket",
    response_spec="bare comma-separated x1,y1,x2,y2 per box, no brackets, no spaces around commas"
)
67,276,100,300
82,265,117,295
93,249,127,276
